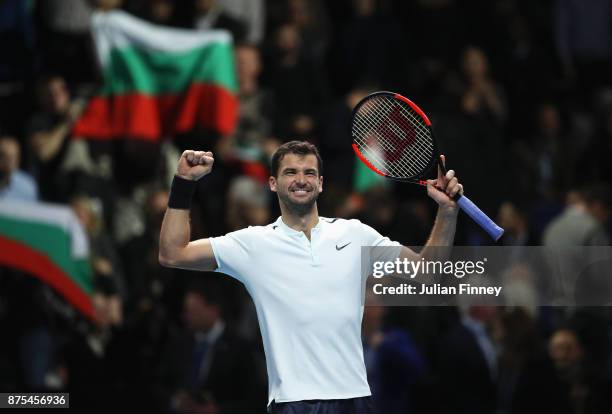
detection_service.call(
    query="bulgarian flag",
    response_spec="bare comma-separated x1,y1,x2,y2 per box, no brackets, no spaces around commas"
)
0,201,95,321
73,10,238,141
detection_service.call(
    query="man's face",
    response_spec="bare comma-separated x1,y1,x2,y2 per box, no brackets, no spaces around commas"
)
269,153,323,214
549,329,583,371
236,46,261,82
43,78,70,115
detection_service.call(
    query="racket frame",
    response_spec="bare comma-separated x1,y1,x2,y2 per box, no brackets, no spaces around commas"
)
350,91,442,187
350,91,505,241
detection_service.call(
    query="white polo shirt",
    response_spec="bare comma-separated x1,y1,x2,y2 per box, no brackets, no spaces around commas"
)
209,216,401,405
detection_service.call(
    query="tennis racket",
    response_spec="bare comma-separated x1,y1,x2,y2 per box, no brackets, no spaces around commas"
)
351,91,504,241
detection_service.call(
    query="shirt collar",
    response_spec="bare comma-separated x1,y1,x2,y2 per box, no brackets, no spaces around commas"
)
274,216,322,236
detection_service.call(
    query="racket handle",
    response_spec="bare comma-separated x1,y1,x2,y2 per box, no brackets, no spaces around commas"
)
456,195,504,241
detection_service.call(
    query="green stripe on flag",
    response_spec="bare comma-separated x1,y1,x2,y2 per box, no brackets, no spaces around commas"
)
101,43,237,96
0,217,93,293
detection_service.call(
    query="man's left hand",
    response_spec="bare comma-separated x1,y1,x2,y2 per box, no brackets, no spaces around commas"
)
426,155,463,213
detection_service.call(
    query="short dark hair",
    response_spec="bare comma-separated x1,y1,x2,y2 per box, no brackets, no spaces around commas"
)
270,140,323,177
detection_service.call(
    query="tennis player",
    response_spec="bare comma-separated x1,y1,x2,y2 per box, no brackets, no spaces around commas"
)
159,141,463,413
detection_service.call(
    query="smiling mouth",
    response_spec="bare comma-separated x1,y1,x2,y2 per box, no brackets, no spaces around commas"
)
290,188,312,196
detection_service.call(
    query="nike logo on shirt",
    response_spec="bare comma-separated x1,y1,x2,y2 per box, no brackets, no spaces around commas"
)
336,242,351,251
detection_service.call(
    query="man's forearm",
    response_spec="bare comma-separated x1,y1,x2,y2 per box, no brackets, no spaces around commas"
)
158,208,192,265
419,207,458,261
159,152,216,270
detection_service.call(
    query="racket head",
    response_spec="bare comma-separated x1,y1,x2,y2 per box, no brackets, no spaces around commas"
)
351,91,440,182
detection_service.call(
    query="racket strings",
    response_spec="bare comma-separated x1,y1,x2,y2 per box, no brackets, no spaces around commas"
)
368,96,434,167
352,95,434,178
365,99,431,173
361,100,426,169
353,100,423,177
353,113,415,177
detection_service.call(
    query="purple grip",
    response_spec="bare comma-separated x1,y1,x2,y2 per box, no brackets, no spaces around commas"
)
456,195,504,241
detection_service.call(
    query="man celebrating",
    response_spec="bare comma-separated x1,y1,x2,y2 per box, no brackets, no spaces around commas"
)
159,141,463,413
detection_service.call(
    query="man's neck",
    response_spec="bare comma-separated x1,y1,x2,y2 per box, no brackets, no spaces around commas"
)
280,204,320,240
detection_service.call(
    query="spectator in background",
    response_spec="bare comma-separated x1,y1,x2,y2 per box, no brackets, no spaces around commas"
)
447,46,507,124
541,327,612,414
357,186,432,247
501,308,570,414
0,136,38,201
119,186,177,312
515,103,571,201
542,186,610,305
216,0,264,45
60,278,125,409
70,194,127,303
265,21,328,140
498,307,539,411
362,290,426,414
226,176,270,231
550,328,589,412
319,83,375,190
225,176,270,345
26,75,86,202
436,305,501,414
543,185,610,246
497,201,537,246
158,281,264,414
193,0,247,44
434,47,506,241
143,0,176,26
220,45,277,182
286,0,329,65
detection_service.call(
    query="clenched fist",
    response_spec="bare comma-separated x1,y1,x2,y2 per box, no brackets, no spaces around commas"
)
176,150,214,181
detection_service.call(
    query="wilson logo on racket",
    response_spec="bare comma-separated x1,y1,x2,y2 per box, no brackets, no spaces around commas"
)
351,91,504,241
378,107,417,163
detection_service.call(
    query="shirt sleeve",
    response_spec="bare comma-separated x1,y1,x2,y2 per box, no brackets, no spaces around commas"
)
209,228,254,283
352,219,403,269
353,219,402,247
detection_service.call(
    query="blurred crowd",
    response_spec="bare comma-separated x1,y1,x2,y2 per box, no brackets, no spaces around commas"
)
1,0,612,412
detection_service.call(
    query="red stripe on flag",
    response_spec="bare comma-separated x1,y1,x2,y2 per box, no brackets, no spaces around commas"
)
0,236,96,321
73,83,238,141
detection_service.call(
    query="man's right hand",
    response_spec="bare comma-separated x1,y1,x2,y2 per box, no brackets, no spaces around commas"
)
177,150,214,181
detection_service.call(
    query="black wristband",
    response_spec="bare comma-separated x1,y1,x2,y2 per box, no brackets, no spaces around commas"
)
168,175,197,209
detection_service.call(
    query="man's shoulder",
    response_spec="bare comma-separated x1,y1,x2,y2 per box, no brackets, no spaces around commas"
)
223,222,280,239
319,217,364,228
321,217,379,235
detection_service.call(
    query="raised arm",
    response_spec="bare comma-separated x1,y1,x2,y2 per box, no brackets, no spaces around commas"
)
401,155,462,261
158,150,218,271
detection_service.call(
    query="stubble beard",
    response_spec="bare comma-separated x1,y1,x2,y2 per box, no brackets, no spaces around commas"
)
278,188,320,217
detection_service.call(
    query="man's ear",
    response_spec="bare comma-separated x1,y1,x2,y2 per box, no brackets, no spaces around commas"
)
318,175,323,193
269,176,277,192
